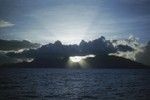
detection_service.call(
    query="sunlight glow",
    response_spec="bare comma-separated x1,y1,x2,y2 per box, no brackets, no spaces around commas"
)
69,54,95,63
68,54,95,68
69,56,83,63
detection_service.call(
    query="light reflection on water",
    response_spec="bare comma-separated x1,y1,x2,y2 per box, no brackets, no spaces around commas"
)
0,68,149,100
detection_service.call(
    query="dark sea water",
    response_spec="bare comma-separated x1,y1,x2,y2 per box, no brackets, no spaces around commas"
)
0,68,150,100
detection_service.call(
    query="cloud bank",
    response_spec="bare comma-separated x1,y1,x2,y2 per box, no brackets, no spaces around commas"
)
109,36,142,61
109,35,150,66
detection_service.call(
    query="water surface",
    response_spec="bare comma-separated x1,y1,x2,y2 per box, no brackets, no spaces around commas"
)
0,68,149,100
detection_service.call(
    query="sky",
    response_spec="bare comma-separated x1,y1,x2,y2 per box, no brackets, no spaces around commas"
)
0,0,150,44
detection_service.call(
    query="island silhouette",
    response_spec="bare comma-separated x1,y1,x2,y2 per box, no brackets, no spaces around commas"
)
2,36,148,68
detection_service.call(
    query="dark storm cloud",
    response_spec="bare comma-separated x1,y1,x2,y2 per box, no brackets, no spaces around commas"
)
116,45,134,52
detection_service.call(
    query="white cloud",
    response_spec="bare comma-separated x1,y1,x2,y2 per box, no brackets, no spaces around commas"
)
0,49,29,54
109,35,143,61
0,20,14,28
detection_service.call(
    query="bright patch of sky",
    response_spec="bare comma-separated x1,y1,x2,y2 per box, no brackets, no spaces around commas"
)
0,0,150,44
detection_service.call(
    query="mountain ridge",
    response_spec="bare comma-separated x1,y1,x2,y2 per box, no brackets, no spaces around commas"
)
0,39,40,51
1,36,149,68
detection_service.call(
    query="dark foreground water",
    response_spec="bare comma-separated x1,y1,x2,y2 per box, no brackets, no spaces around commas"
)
0,68,150,100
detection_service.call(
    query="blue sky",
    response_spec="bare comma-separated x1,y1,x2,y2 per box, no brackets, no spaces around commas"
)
0,0,150,44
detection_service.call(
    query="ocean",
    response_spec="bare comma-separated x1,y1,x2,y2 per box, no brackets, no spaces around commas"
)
0,68,149,100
